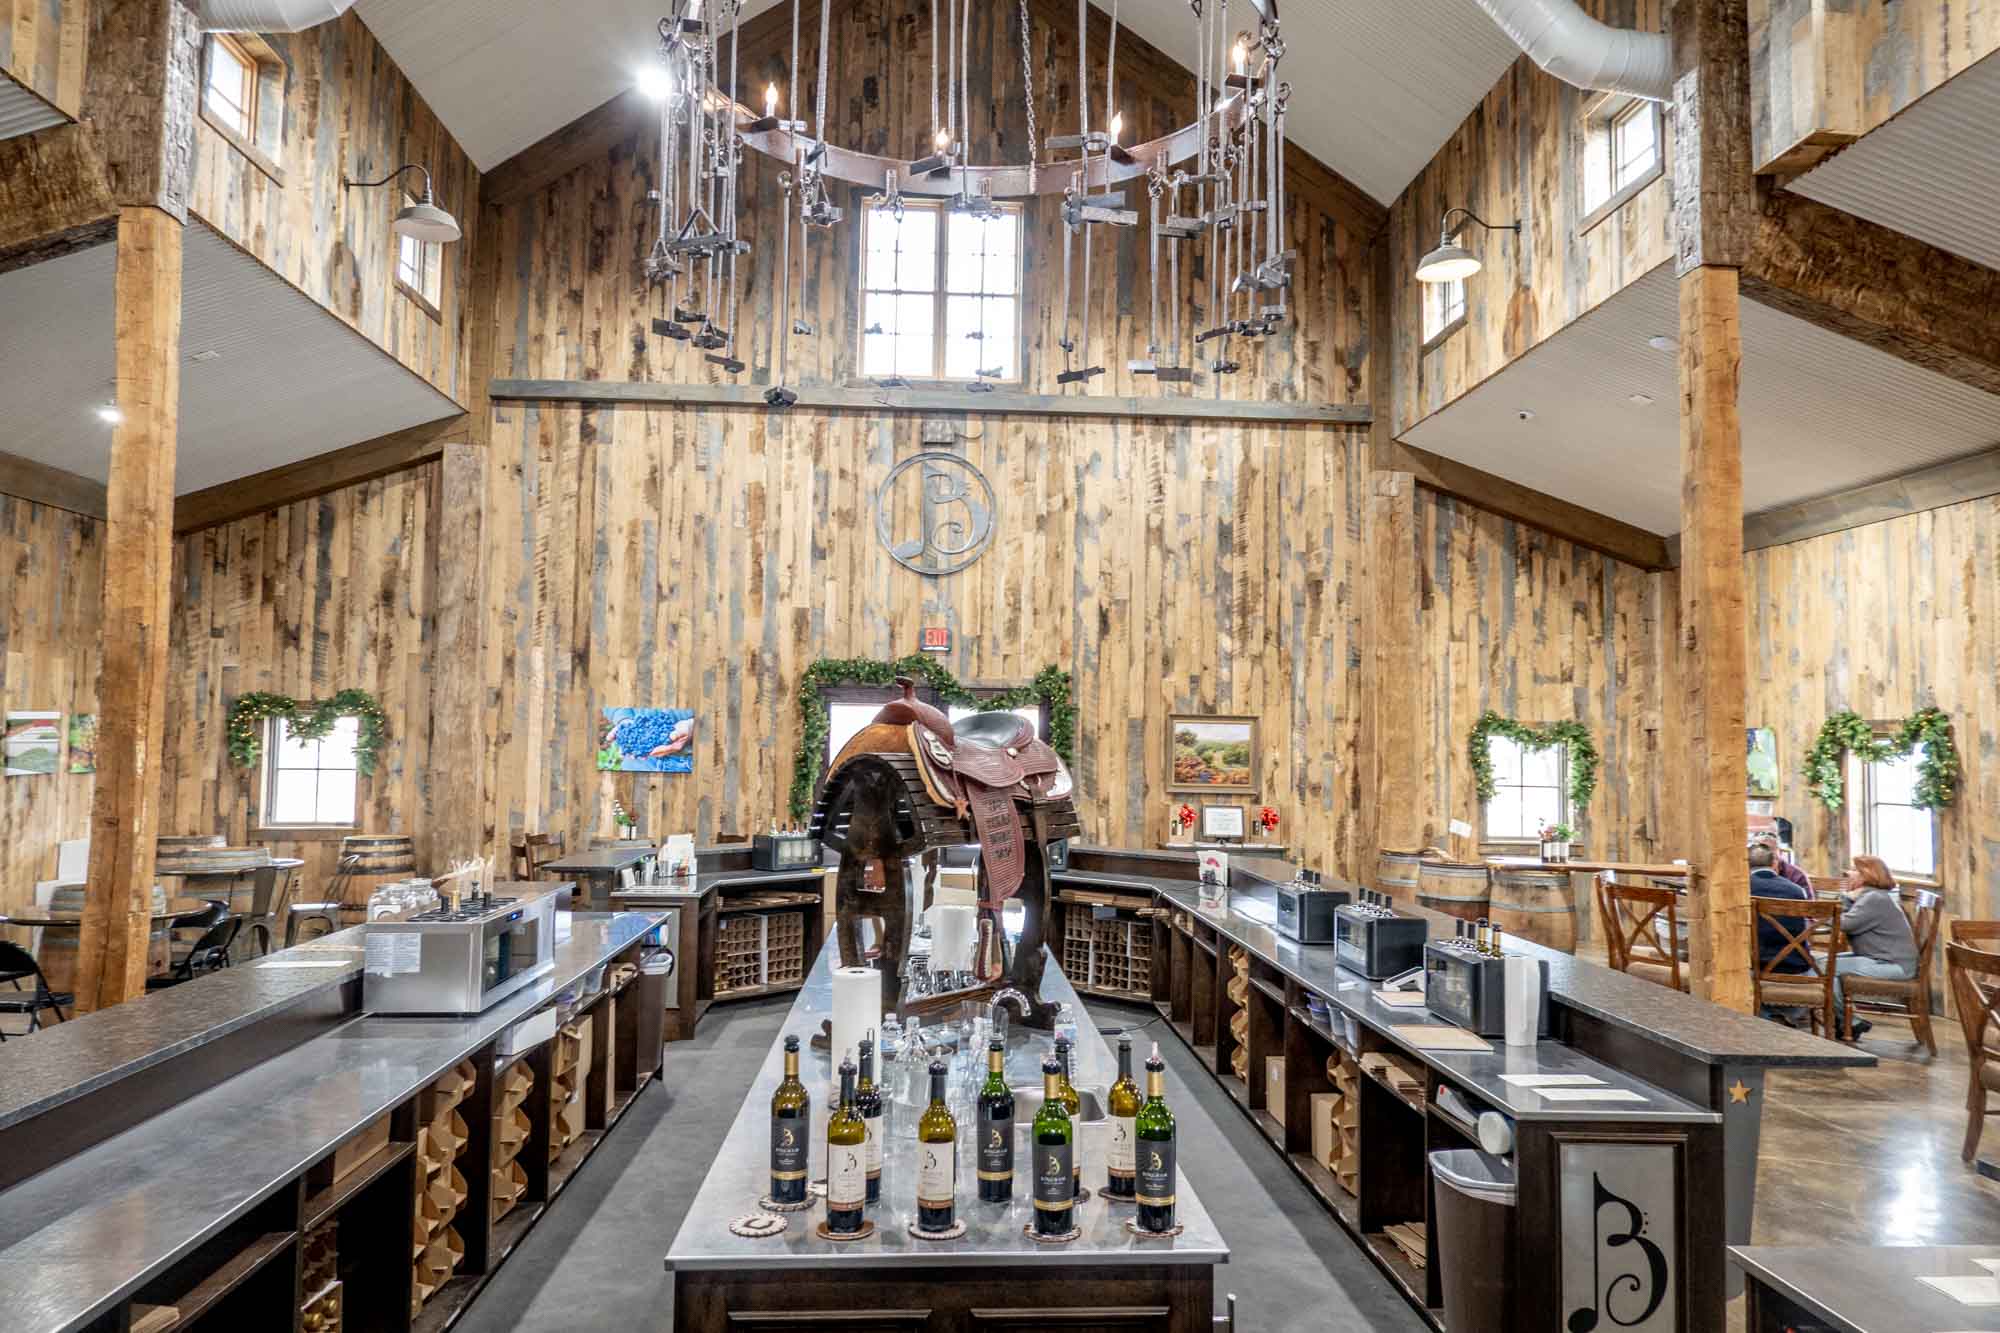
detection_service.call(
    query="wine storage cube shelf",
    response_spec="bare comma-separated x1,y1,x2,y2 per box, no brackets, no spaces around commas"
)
414,1059,477,1311
712,909,808,997
1060,911,1156,1000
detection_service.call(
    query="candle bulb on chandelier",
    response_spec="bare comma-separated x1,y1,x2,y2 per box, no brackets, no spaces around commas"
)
1233,39,1247,75
1108,112,1123,143
766,82,778,117
935,127,951,151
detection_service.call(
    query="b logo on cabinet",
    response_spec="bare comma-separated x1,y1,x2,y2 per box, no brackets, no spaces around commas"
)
1560,1141,1678,1332
875,451,996,575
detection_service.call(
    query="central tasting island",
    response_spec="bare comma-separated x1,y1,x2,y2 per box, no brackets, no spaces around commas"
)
664,942,1228,1332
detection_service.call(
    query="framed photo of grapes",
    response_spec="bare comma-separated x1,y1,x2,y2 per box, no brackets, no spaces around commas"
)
597,707,696,772
1166,714,1258,795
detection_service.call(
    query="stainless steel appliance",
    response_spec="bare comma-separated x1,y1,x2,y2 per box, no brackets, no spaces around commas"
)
363,887,559,1015
1273,868,1349,944
1333,891,1430,979
1422,939,1549,1039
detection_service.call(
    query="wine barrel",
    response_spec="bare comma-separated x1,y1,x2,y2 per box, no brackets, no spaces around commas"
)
157,834,225,856
1489,867,1577,952
153,844,272,876
1417,858,1491,924
1376,848,1424,908
37,886,172,991
339,834,419,913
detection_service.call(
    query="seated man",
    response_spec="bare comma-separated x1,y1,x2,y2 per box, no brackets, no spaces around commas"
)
1769,817,1811,891
1750,842,1813,1022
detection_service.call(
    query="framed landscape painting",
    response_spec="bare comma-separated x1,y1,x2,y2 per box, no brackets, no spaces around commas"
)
1167,715,1258,795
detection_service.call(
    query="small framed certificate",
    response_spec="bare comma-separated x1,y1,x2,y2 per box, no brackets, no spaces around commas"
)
1201,803,1246,840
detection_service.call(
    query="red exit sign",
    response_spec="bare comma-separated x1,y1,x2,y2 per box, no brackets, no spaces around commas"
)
919,627,952,654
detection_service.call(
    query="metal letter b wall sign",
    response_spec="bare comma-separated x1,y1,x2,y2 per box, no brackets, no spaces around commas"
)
875,451,996,576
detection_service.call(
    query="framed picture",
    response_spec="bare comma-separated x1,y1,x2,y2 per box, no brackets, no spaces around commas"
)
1201,803,1246,840
4,711,61,777
1167,714,1258,794
597,707,696,773
1745,727,1779,798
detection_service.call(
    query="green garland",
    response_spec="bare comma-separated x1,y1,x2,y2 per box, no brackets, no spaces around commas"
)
788,656,1074,820
227,689,388,777
1803,706,1959,811
1467,711,1601,813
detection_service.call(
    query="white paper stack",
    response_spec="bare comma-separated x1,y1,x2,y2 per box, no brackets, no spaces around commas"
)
1504,954,1541,1047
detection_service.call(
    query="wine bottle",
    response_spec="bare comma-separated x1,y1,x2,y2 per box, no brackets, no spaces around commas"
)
1105,1036,1140,1200
769,1034,810,1203
916,1059,958,1231
1054,1037,1081,1198
826,1054,868,1234
1135,1044,1178,1233
1031,1057,1075,1236
856,1036,884,1204
976,1038,1015,1202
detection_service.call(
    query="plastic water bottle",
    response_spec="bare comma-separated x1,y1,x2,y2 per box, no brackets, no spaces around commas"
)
1054,1003,1078,1050
879,1014,902,1062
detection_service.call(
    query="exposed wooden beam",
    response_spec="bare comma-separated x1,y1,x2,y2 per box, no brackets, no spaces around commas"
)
171,414,471,534
0,450,106,518
0,124,115,272
79,205,182,1013
492,378,1370,427
1744,189,2000,397
1671,0,1756,273
1378,440,1673,571
1744,445,2000,550
1366,469,1424,854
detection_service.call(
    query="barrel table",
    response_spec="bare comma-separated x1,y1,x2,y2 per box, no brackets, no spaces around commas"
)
1417,858,1491,923
1489,866,1577,952
1377,848,1424,907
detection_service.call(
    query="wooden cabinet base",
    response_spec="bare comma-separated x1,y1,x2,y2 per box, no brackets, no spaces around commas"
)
672,1262,1214,1332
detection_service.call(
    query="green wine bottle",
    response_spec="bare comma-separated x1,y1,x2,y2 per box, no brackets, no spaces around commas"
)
826,1054,868,1234
1054,1037,1081,1198
977,1038,1015,1202
768,1034,810,1204
1031,1057,1075,1236
1105,1036,1140,1200
856,1036,884,1204
1135,1044,1178,1233
916,1059,958,1231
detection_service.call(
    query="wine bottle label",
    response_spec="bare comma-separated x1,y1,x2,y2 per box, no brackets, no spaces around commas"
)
1032,1142,1074,1211
1136,1138,1177,1207
863,1112,882,1177
828,1141,867,1207
1108,1115,1137,1178
978,1109,1014,1180
770,1115,808,1181
916,1142,955,1206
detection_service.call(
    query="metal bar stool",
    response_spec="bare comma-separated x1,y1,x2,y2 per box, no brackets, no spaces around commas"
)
285,855,355,948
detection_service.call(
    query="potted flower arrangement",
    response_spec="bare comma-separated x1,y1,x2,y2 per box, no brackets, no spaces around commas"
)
612,797,640,838
1255,805,1281,845
1167,802,1198,844
1538,822,1575,864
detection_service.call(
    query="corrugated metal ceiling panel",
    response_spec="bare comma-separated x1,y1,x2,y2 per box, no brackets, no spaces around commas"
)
0,73,66,142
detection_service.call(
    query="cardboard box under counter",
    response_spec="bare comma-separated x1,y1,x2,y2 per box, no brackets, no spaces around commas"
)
1266,1056,1287,1126
1310,1092,1341,1169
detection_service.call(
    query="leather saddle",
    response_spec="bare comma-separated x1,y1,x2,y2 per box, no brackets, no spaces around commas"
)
825,677,1073,905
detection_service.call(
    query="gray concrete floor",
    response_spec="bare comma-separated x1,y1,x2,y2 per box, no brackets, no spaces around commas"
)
454,995,1428,1332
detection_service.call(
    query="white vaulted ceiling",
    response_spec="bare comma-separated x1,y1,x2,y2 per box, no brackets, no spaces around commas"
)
354,0,1526,202
1401,264,2000,533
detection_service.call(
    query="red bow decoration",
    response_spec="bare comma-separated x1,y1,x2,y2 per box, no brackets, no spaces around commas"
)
1257,806,1280,832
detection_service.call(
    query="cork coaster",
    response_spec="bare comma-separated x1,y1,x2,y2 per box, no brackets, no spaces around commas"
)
757,1194,815,1214
813,1218,876,1242
729,1214,788,1239
809,1180,828,1198
907,1218,968,1241
1123,1218,1185,1239
1073,1186,1094,1203
1100,1189,1138,1205
1022,1222,1082,1244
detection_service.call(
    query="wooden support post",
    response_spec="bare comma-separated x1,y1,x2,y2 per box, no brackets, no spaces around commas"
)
1366,469,1425,859
77,205,183,1011
1671,0,1755,1012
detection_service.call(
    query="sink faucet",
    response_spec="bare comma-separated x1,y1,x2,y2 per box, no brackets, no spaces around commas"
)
988,987,1029,1026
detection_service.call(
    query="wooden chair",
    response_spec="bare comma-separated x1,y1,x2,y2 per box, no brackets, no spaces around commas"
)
1841,889,1942,1055
1946,942,2000,1161
1752,896,1845,1039
1951,920,2000,950
1595,875,1688,992
1808,874,1848,896
510,832,565,881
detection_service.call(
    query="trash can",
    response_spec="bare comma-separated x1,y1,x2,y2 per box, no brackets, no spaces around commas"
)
1429,1149,1517,1333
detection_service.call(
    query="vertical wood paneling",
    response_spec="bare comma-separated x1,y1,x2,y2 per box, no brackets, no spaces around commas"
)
2,0,85,117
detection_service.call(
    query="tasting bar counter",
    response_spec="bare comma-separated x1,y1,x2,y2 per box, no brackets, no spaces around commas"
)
664,939,1228,1332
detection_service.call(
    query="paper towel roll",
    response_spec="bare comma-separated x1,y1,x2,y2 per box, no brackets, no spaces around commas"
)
929,904,976,974
1503,954,1541,1047
831,966,882,1072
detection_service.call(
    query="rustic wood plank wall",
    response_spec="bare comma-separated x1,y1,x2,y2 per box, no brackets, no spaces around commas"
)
1411,492,1672,862
1,0,86,117
0,498,102,941
1745,499,2000,924
1751,0,2000,175
1387,0,1673,436
158,466,438,900
186,11,480,401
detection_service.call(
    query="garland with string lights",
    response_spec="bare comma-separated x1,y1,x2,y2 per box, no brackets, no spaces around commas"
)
1467,711,1601,813
1803,707,1958,812
226,689,388,777
788,656,1073,821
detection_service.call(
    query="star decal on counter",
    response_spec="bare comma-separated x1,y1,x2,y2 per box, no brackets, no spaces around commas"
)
1728,1079,1752,1105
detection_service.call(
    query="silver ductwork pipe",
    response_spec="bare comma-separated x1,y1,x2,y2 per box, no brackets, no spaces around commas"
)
200,0,357,32
1471,0,1673,102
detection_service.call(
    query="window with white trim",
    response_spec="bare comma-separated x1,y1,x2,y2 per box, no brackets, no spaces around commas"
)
1481,733,1568,844
204,35,256,139
860,200,1021,383
397,193,444,309
1422,276,1466,345
262,716,360,827
1847,739,1939,881
1582,96,1663,216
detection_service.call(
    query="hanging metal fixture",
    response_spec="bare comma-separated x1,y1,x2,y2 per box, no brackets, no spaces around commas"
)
643,0,1294,403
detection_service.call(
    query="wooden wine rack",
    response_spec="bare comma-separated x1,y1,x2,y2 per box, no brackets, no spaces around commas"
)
413,1059,476,1313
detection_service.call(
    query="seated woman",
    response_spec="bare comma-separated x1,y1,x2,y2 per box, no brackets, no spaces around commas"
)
1833,855,1918,1041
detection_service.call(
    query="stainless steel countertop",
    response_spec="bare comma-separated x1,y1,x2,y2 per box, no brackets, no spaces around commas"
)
610,865,828,907
664,942,1229,1271
0,911,666,1333
1731,1244,2000,1332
